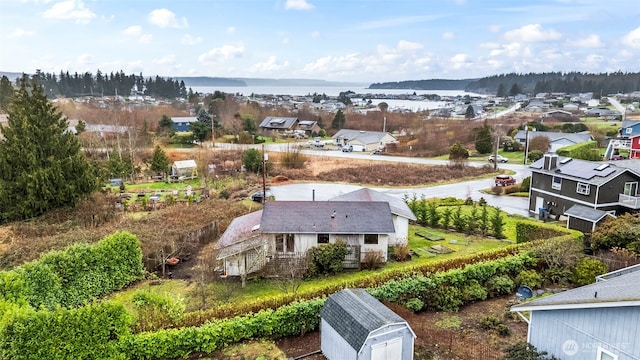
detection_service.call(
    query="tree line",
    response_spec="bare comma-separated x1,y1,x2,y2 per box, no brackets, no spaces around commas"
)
2,69,189,100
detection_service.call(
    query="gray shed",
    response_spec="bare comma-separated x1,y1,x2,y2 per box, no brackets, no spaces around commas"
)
320,288,415,360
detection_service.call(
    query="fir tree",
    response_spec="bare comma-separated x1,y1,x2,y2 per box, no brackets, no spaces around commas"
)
0,81,98,222
0,75,14,111
331,109,346,129
149,145,170,175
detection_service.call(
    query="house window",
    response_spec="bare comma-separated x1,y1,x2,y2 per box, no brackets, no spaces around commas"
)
624,182,638,196
626,127,632,134
364,234,378,245
576,182,590,195
552,176,562,190
317,233,329,244
276,234,295,252
597,346,618,360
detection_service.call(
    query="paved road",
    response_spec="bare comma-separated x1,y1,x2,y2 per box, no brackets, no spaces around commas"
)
226,144,534,216
607,96,626,114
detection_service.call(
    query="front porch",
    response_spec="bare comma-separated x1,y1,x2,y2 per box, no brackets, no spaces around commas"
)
619,194,640,209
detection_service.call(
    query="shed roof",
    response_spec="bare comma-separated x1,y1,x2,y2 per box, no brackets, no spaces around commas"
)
564,204,613,223
173,159,197,169
321,288,412,352
329,188,416,221
171,116,198,123
259,201,395,234
512,265,640,311
215,210,263,258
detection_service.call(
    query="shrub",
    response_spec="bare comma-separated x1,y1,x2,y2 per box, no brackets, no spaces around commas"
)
490,207,506,239
440,207,453,229
452,206,466,232
280,146,307,169
305,241,348,277
491,185,503,195
504,184,520,194
405,298,424,313
461,279,488,302
479,316,501,330
572,257,608,286
543,267,573,286
361,250,384,270
515,270,543,289
504,341,558,360
426,285,463,312
485,275,514,297
520,176,531,192
392,243,411,261
132,291,185,332
527,150,544,162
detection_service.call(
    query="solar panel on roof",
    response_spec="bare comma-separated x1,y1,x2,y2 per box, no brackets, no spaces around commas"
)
595,164,609,171
560,158,572,164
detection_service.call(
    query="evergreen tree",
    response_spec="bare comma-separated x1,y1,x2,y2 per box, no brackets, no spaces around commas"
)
0,82,98,222
189,120,210,144
157,114,175,136
149,145,170,175
475,120,494,154
509,83,522,96
490,207,505,239
0,75,14,111
465,105,475,119
496,83,506,97
331,109,346,129
449,142,469,160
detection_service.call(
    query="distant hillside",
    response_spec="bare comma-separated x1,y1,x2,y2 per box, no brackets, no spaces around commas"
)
368,79,474,91
176,76,366,88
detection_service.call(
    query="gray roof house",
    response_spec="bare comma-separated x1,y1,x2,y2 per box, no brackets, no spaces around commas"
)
329,188,416,246
215,201,396,277
258,116,298,132
528,154,640,233
514,130,593,153
511,265,640,360
321,288,416,360
332,129,398,152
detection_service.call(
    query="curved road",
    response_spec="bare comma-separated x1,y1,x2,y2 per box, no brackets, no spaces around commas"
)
214,142,533,216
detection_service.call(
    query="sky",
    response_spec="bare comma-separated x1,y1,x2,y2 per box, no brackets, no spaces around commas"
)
0,0,639,83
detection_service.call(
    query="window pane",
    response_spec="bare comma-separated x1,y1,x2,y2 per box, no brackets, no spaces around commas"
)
317,234,329,244
275,234,284,252
364,234,378,244
286,234,294,252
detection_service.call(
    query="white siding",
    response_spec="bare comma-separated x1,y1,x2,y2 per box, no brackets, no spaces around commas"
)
529,307,640,360
320,319,358,360
390,215,409,245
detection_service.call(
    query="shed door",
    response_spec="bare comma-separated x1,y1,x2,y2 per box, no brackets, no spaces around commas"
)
371,337,402,360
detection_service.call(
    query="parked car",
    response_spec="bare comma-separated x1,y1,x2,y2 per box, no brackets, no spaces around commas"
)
488,155,509,163
610,155,627,160
250,190,273,203
495,175,516,186
341,145,353,152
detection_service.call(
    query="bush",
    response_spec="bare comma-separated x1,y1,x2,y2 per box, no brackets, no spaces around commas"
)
479,316,501,330
461,279,488,302
132,291,185,332
572,257,608,286
503,184,520,194
520,176,531,192
280,147,307,169
515,270,543,289
392,243,411,261
405,298,424,313
427,285,463,312
527,150,543,162
543,267,573,286
305,241,348,277
504,341,558,360
361,250,384,270
485,275,514,297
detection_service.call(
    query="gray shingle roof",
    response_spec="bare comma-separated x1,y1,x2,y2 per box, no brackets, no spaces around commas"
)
512,266,640,311
514,130,593,144
259,201,395,234
332,129,394,145
259,116,298,130
564,204,612,222
530,156,628,185
321,288,409,352
328,188,416,221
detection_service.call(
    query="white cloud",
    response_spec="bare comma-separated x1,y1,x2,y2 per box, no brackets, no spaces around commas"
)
43,0,95,24
478,42,500,49
153,54,176,66
285,0,314,10
77,53,92,66
198,44,244,65
250,56,289,73
442,32,455,40
181,34,202,45
621,26,640,49
122,25,152,44
7,28,36,39
504,24,561,43
450,53,472,69
148,8,188,28
122,25,142,37
568,34,603,48
397,40,423,51
303,53,361,75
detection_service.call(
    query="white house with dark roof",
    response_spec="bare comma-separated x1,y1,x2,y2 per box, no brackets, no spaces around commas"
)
321,288,415,360
511,264,640,360
514,130,593,153
215,201,396,277
332,129,397,152
329,188,416,246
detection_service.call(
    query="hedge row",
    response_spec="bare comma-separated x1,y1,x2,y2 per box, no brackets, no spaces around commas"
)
0,231,144,309
515,222,569,243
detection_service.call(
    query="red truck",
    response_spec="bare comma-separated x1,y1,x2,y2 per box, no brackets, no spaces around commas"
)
495,175,516,186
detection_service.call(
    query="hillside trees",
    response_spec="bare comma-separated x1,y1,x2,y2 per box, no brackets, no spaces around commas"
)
0,75,14,111
0,81,98,222
331,109,346,129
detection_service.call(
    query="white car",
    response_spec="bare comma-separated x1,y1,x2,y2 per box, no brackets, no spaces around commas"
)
488,155,509,163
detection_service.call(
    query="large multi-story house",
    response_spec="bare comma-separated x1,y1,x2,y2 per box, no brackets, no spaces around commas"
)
528,154,640,233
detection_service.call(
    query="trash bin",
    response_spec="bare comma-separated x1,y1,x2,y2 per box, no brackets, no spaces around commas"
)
538,208,548,220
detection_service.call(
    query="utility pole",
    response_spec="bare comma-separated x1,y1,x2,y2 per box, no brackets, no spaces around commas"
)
493,134,500,171
262,144,267,204
523,126,529,165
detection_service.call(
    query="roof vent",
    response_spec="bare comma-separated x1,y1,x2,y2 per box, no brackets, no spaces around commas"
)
331,210,336,218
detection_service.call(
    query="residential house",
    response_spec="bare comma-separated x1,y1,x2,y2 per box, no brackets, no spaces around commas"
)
321,288,416,360
296,120,321,136
171,116,198,132
215,201,396,277
540,109,573,120
258,116,299,133
329,188,416,246
563,103,579,111
511,264,640,360
604,121,640,159
332,129,398,152
630,133,640,159
171,159,198,179
528,154,640,225
514,130,593,153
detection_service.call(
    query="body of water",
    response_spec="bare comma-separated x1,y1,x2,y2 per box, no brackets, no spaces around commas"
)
190,86,484,111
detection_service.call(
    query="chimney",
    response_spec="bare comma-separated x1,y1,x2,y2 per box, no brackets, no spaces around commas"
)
543,153,558,170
